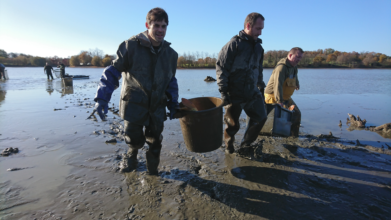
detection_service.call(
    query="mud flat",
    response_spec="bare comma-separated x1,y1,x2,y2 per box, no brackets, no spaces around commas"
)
1,68,391,219
2,112,391,219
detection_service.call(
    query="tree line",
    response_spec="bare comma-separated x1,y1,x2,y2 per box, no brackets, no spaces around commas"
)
1,48,390,68
0,48,116,67
179,49,391,68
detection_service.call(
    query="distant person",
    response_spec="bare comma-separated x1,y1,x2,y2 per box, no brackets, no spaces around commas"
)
216,12,267,154
264,47,304,137
93,7,181,175
0,63,6,80
57,62,65,78
44,62,54,80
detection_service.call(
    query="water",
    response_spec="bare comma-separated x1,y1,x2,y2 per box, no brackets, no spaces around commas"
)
1,67,391,147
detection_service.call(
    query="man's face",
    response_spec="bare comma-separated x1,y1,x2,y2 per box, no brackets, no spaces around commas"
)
246,18,264,40
288,52,304,66
146,20,167,46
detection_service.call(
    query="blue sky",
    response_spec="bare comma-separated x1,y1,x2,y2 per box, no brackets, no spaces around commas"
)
1,0,390,58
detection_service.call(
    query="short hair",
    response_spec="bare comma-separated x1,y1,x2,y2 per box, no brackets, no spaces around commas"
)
146,7,169,25
244,12,265,29
288,47,304,55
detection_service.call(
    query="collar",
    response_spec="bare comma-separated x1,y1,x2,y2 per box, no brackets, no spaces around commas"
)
136,31,170,54
238,30,262,44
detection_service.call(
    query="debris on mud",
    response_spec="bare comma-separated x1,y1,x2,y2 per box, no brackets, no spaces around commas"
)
317,132,340,139
367,123,391,132
347,113,366,128
204,76,216,82
1,147,19,156
53,108,64,111
7,167,30,172
105,138,117,143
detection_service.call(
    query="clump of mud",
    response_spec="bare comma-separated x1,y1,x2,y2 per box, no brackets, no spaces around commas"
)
346,113,366,128
1,147,19,156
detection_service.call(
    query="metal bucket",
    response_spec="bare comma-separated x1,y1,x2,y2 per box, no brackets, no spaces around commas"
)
259,104,292,137
62,77,73,87
179,97,223,153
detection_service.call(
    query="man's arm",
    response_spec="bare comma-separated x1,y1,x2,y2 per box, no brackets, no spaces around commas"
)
295,68,300,90
257,47,266,95
93,41,128,120
216,39,238,94
272,65,287,104
165,53,180,120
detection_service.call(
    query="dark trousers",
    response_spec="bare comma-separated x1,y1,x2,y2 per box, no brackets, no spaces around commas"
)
124,118,164,172
224,98,267,148
47,72,54,80
0,71,5,80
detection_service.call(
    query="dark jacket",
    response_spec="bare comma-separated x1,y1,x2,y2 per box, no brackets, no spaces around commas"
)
216,31,265,104
44,65,54,73
95,31,178,126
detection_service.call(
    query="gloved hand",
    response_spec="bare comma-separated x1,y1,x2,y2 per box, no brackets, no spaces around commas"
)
94,99,108,121
221,93,231,106
257,84,265,97
167,102,182,120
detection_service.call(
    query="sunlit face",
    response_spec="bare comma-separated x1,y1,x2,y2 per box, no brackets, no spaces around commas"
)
246,18,264,40
146,20,167,46
288,52,304,66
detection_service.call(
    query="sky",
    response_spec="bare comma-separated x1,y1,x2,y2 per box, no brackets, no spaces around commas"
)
1,0,390,58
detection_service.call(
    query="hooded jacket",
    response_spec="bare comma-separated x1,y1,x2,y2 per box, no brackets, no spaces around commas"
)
95,31,178,125
264,57,299,102
216,31,265,104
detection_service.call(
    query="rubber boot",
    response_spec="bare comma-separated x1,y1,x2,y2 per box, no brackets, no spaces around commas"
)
146,147,161,175
119,148,138,173
224,135,235,154
238,118,266,159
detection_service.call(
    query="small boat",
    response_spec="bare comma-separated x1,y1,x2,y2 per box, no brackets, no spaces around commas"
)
53,70,89,79
72,75,89,79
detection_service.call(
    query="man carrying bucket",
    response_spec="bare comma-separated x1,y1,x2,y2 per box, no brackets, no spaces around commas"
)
216,12,267,154
57,62,66,78
264,47,304,137
93,8,181,175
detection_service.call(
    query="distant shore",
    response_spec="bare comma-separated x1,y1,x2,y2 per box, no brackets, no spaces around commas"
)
5,65,391,69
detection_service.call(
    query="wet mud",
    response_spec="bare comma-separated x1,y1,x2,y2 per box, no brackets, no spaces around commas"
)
3,112,391,219
1,70,391,219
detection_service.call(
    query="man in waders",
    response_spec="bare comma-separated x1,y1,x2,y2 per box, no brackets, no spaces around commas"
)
0,63,5,80
57,62,65,78
93,7,181,175
44,62,54,80
264,47,304,137
216,12,267,154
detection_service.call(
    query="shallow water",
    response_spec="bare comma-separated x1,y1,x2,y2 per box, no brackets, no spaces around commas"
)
0,67,391,219
2,67,390,146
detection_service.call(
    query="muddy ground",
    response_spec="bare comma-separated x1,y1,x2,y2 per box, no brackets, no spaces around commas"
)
2,109,391,219
1,69,391,219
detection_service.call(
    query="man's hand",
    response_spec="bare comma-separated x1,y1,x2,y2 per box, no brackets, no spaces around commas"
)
168,102,182,120
94,99,108,121
221,93,231,106
296,86,300,90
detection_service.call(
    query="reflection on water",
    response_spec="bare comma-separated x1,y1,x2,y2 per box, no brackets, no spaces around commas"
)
53,80,73,96
46,80,54,95
0,90,6,104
